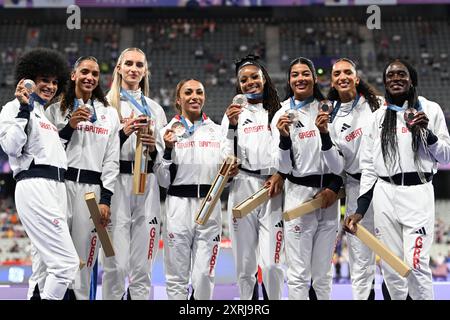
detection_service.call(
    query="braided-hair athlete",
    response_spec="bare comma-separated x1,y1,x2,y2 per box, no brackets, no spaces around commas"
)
345,59,450,300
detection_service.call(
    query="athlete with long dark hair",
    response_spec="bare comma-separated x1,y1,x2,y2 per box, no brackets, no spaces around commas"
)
345,59,450,300
222,54,285,300
276,57,343,300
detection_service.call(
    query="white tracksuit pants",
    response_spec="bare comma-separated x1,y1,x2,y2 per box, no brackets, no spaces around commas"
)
16,178,79,300
373,179,435,300
228,172,285,300
284,181,340,300
163,195,222,300
345,176,376,300
102,173,161,300
65,180,101,300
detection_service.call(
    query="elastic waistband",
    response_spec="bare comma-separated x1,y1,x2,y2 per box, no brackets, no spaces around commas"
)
287,174,335,188
379,172,433,186
15,164,66,182
65,167,102,185
346,171,361,181
119,160,154,174
167,184,212,198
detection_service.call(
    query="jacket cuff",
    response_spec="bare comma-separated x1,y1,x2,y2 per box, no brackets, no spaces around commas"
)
355,184,375,218
227,123,237,139
16,104,31,120
163,147,173,160
149,149,158,161
99,186,113,207
279,135,292,150
426,129,438,145
320,132,333,151
59,122,75,141
326,174,343,194
119,129,129,148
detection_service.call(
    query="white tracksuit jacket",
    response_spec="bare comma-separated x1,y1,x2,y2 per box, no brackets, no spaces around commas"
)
321,96,379,300
0,98,78,300
221,102,285,300
46,98,120,300
102,90,167,300
276,97,341,300
357,96,450,300
156,113,232,300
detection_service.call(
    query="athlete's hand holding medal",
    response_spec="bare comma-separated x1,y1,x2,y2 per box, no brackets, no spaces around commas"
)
320,100,334,115
15,79,35,106
315,101,333,134
404,108,429,131
276,112,292,138
162,121,184,150
225,94,247,126
69,99,92,129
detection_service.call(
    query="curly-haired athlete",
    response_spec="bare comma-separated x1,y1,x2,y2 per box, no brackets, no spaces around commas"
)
0,48,79,300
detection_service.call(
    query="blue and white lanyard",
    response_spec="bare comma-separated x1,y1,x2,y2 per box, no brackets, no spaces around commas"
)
289,95,314,111
121,89,152,118
245,93,263,100
179,114,204,136
330,94,361,122
28,92,47,110
74,98,97,122
386,100,422,112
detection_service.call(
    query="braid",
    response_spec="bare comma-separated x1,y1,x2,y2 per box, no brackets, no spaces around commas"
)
381,109,399,174
382,59,426,176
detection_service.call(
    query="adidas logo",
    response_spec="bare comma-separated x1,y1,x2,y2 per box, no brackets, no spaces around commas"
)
340,123,351,132
149,217,158,225
242,119,253,126
275,220,284,228
415,227,426,235
295,121,304,129
213,234,221,242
